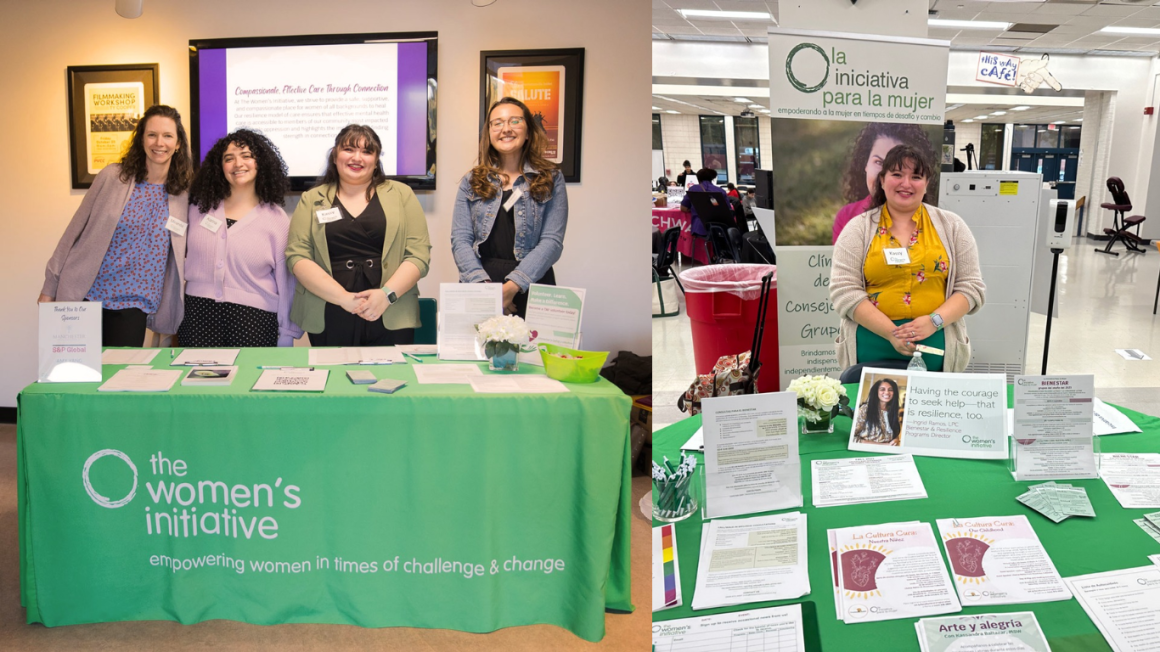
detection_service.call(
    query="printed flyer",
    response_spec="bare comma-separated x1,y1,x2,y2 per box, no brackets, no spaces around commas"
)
915,612,1051,652
84,81,144,175
936,516,1071,606
497,66,564,163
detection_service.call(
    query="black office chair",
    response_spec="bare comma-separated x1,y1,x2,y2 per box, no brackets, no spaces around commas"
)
838,359,910,385
1096,177,1148,256
708,224,741,264
653,227,684,292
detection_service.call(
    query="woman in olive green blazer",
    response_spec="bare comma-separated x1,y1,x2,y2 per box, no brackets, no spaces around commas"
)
286,125,431,345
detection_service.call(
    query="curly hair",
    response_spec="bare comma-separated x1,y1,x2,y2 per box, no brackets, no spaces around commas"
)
869,145,936,211
469,97,557,202
118,105,193,195
316,125,388,201
865,378,902,435
189,129,289,213
842,122,937,202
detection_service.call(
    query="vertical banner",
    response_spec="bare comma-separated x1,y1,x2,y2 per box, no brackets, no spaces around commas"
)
767,28,949,386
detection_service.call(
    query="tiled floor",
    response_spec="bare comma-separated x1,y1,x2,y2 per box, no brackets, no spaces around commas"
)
654,237,1160,431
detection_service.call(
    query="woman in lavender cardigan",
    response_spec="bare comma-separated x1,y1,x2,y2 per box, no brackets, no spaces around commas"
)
178,130,302,347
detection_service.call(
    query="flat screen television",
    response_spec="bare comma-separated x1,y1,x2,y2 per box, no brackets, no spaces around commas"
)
189,31,437,191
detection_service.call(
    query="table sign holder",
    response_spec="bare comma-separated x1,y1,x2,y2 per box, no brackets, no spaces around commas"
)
1010,434,1100,481
38,301,102,382
1009,375,1099,481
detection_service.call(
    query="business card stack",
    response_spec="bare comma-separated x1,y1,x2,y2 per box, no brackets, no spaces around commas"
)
1016,482,1094,523
1135,512,1160,544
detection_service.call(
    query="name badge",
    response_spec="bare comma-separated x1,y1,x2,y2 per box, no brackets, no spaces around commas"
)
165,216,187,236
201,215,223,233
317,208,342,224
884,247,911,265
502,188,523,211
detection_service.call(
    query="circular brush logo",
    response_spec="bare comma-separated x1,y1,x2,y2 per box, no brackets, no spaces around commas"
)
786,43,829,93
82,449,138,508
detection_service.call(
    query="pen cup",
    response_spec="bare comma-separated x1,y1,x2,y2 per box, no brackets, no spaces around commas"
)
652,457,703,523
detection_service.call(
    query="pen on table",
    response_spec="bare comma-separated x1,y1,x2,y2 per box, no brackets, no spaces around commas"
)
257,366,315,370
404,353,424,364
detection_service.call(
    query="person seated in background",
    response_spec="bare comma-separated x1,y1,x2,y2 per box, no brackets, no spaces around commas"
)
679,168,727,241
831,145,985,373
725,183,740,199
676,160,694,187
656,176,670,191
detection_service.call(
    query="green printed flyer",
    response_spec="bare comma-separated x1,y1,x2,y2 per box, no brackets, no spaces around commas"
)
915,612,1050,652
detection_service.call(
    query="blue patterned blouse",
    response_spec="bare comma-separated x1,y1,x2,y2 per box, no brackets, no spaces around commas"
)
85,182,170,313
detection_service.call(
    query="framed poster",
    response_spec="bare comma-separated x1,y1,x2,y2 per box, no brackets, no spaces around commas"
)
66,64,159,189
480,48,583,182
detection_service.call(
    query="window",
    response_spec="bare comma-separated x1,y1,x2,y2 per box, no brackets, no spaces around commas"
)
1061,125,1081,149
733,116,760,185
699,115,728,183
1036,126,1058,148
1012,125,1036,149
979,124,1005,170
652,113,663,151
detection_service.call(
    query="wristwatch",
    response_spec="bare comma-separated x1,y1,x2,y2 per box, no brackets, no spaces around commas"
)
381,286,398,305
930,312,944,331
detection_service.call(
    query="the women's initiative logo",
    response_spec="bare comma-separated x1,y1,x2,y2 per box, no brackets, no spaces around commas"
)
82,449,138,508
786,42,830,93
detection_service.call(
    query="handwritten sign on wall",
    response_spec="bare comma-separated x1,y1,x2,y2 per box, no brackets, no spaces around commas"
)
976,52,1020,87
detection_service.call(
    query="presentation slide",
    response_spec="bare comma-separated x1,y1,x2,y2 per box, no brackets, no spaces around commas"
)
196,41,429,177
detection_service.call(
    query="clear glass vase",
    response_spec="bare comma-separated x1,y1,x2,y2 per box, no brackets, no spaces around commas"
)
653,463,703,523
489,349,519,372
800,406,836,434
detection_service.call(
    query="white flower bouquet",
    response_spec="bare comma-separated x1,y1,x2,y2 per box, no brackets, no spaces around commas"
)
475,315,533,359
786,375,853,424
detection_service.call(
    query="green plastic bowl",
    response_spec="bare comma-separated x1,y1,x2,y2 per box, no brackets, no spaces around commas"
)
538,344,609,383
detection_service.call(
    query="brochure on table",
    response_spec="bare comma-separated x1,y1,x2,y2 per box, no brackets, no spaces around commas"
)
811,455,927,508
308,347,405,366
171,348,240,366
827,521,920,620
1099,453,1160,508
437,283,501,361
1064,565,1160,652
691,512,810,611
1011,375,1098,480
38,301,101,382
915,613,1051,652
1093,398,1142,435
98,367,182,392
251,368,329,392
519,284,585,366
935,515,1071,606
849,368,1006,459
702,392,802,519
653,604,805,652
652,524,682,612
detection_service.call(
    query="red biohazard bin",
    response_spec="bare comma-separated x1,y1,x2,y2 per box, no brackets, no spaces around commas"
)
679,264,779,393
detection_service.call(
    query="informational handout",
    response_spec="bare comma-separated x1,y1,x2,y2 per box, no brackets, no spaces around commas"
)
1093,398,1143,435
691,512,810,610
412,364,484,384
652,604,805,652
1099,453,1160,508
38,302,101,382
811,455,927,508
395,344,438,356
701,392,801,519
915,612,1051,652
171,348,240,366
1064,565,1160,652
653,524,682,612
1011,375,1097,480
1011,437,1098,481
834,521,961,623
308,347,404,366
438,283,502,360
101,349,159,365
1016,482,1095,523
849,368,1006,459
98,368,182,392
1135,518,1160,545
181,366,238,387
519,284,585,366
681,427,704,452
935,515,1071,606
251,368,329,392
469,375,569,394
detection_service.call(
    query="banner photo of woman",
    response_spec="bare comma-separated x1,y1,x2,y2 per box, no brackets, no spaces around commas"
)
849,370,909,448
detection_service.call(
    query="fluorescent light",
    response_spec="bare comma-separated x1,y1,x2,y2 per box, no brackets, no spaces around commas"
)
974,115,990,120
652,106,662,110
1100,26,1160,36
679,9,772,20
734,97,753,103
1073,118,1083,122
666,110,679,114
1011,106,1032,111
929,18,1011,30
990,111,1007,116
962,119,974,123
1052,121,1066,125
748,104,764,108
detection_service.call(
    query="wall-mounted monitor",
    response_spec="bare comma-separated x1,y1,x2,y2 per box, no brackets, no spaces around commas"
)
190,32,437,191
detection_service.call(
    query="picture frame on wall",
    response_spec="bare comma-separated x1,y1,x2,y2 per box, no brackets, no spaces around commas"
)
66,64,159,189
480,48,584,182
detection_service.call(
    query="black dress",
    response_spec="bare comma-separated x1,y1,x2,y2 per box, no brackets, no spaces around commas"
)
479,189,555,319
310,196,414,347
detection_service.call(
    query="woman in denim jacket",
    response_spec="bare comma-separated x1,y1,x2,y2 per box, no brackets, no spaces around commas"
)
451,97,567,317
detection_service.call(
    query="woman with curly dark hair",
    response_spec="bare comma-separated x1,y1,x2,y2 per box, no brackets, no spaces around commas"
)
39,104,193,346
178,129,302,347
451,97,567,317
852,378,903,446
832,122,938,243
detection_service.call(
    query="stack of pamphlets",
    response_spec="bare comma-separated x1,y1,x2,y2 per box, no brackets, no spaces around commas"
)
1134,512,1160,544
935,516,1071,606
1015,482,1094,523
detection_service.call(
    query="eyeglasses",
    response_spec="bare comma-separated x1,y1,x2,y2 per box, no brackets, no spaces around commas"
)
488,117,525,130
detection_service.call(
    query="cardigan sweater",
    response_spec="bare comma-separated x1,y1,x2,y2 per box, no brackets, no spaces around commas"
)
830,203,986,372
285,180,431,333
42,164,188,334
185,203,303,346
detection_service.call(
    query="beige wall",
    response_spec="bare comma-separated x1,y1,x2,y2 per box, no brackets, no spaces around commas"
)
0,0,651,406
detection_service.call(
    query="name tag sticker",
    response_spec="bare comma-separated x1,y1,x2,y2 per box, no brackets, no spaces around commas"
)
165,216,187,236
201,215,223,233
502,188,523,211
884,247,911,265
317,208,342,224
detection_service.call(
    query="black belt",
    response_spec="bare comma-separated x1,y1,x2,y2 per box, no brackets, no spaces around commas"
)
333,258,377,270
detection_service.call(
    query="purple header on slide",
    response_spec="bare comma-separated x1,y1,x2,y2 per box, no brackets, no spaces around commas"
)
397,42,427,176
199,49,228,162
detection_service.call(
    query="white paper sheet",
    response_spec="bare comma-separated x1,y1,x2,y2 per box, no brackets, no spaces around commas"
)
39,302,102,382
681,427,704,452
1149,555,1160,568
702,392,802,519
1114,348,1151,361
469,375,569,394
652,604,805,652
1064,566,1160,652
834,521,961,623
171,348,240,366
438,283,501,360
395,344,438,356
101,349,160,365
98,368,182,392
1011,375,1098,480
251,368,329,392
1099,453,1160,508
935,515,1071,606
520,284,585,366
1093,398,1143,436
811,455,927,508
412,364,484,384
690,512,810,611
308,347,405,366
652,524,682,612
915,613,1051,652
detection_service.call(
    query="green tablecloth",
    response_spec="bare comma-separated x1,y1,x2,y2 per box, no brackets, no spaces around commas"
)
652,385,1160,652
18,348,632,641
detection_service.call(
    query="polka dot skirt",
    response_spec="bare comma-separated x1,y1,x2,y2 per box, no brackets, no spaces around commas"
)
178,295,278,348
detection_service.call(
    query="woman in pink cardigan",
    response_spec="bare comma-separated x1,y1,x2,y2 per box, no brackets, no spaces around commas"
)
178,130,302,347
